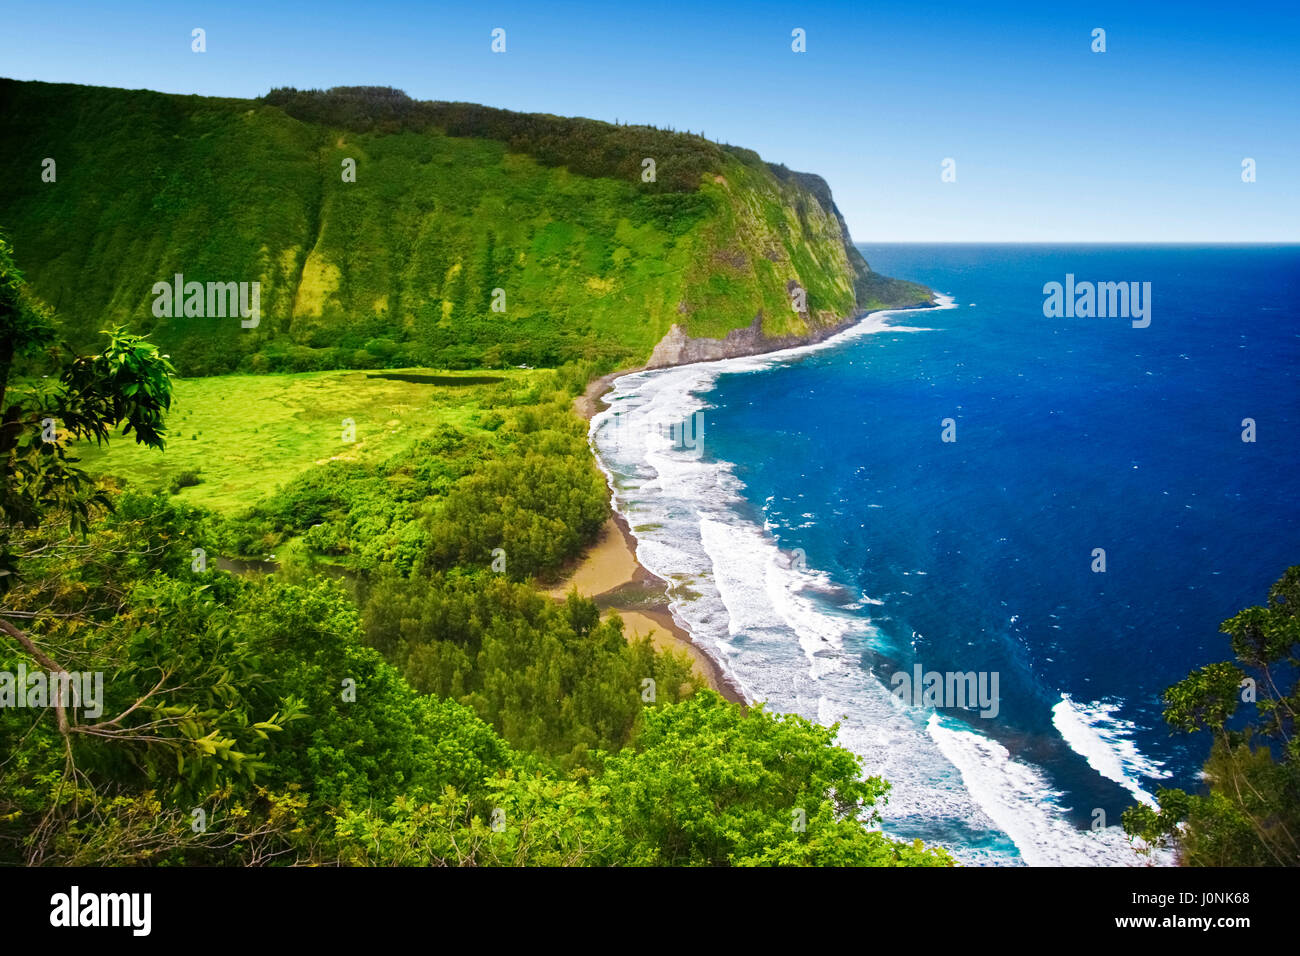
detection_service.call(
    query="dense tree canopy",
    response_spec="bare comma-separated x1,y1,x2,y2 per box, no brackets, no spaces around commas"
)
0,233,952,868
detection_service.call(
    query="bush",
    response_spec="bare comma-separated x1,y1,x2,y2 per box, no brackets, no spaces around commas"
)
167,470,203,494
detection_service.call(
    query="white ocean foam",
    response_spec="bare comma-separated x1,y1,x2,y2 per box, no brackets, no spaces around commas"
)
588,296,1166,867
927,714,1172,867
1052,695,1173,809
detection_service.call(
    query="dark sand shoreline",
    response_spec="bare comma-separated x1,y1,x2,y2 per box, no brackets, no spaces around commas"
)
565,366,746,704
565,300,938,707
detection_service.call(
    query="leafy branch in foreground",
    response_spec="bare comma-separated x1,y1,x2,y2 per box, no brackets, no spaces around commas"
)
1123,566,1300,865
2,229,177,592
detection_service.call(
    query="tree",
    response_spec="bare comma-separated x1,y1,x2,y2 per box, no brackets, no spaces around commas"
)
0,234,190,853
0,491,517,865
592,691,954,866
1,229,177,590
1123,566,1300,865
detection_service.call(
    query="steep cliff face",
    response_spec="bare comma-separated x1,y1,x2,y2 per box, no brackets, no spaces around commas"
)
0,79,930,375
646,164,933,367
644,311,844,369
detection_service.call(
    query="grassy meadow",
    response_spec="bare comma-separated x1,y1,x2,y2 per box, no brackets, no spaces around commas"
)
73,367,542,513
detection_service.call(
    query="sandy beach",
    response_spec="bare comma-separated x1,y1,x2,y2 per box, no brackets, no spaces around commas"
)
546,512,745,704
549,376,745,704
543,514,637,599
572,367,629,421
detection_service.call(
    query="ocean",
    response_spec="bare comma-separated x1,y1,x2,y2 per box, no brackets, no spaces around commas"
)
590,244,1300,866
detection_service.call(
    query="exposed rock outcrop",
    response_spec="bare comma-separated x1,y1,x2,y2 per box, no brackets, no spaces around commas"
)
645,296,936,370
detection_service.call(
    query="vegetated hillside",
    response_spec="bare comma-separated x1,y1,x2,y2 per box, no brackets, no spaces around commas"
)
0,79,930,376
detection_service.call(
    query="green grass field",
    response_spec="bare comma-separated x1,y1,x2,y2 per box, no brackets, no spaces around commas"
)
74,368,541,512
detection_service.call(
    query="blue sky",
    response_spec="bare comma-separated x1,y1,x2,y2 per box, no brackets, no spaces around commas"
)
3,0,1297,241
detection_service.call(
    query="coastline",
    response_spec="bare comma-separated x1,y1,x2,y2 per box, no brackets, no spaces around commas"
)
581,288,1187,867
546,512,746,704
573,368,630,422
562,300,940,710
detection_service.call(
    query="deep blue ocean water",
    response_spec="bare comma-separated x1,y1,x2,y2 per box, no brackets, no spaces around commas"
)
594,244,1299,863
719,244,1298,836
